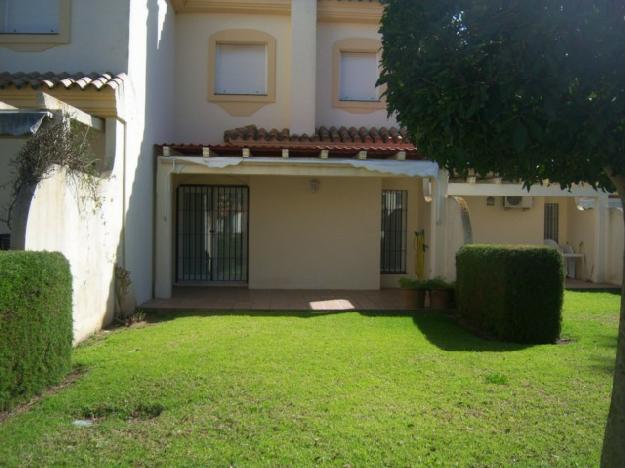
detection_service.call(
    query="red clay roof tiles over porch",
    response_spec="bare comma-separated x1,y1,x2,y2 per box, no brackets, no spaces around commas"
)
160,125,422,159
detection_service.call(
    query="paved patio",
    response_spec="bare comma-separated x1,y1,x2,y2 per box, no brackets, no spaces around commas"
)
140,280,620,313
565,279,621,290
141,287,409,312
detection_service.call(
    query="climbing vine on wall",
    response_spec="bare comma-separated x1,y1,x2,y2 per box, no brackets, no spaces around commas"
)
2,115,100,230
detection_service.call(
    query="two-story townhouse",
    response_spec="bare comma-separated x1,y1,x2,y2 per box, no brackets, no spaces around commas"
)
0,0,622,342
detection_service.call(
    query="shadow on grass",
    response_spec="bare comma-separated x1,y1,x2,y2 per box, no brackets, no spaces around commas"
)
142,308,531,353
142,308,416,324
566,288,622,296
411,313,532,352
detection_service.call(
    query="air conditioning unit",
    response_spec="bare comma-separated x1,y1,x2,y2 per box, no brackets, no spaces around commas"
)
503,196,533,209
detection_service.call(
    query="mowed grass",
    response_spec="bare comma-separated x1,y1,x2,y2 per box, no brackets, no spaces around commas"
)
0,291,619,466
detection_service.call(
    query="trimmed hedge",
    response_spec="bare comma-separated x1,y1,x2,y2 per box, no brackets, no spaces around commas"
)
456,245,564,344
0,251,73,411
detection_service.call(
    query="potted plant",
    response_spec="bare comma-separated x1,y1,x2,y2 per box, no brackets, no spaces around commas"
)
424,277,455,310
399,277,427,309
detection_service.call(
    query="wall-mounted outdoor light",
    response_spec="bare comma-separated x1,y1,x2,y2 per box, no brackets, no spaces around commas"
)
309,179,320,193
422,178,432,203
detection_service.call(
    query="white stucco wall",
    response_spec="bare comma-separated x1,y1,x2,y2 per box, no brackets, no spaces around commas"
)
0,0,130,73
174,13,291,143
123,0,176,305
24,119,126,343
441,197,473,280
315,22,397,129
249,175,381,289
467,196,549,245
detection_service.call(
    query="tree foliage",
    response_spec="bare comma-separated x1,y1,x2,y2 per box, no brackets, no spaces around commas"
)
379,2,625,464
379,0,625,188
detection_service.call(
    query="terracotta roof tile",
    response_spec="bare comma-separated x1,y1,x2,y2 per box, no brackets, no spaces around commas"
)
0,72,126,91
223,124,411,146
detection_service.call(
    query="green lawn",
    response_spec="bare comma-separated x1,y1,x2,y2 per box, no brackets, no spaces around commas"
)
0,291,619,466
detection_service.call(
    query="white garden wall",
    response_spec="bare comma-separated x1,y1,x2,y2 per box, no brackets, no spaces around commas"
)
24,119,126,343
607,207,624,285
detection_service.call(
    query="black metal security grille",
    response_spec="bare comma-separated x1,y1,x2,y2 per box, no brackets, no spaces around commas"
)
0,234,9,251
544,203,559,243
176,185,249,282
381,190,407,274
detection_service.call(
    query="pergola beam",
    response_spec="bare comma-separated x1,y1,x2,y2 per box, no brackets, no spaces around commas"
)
36,92,104,131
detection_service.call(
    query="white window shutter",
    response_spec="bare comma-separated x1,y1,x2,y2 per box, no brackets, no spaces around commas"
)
339,52,379,102
215,44,268,95
1,0,61,34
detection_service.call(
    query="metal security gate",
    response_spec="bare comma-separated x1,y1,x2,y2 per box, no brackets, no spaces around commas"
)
381,190,408,274
176,185,249,283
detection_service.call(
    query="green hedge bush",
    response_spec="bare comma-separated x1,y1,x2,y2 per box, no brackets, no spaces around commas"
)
0,251,73,411
456,245,564,344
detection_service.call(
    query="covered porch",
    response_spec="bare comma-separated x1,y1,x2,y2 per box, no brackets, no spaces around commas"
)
154,130,443,299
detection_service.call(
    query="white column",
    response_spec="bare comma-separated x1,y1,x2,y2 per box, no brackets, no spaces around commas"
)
593,194,609,283
290,0,317,135
155,159,173,298
428,170,449,278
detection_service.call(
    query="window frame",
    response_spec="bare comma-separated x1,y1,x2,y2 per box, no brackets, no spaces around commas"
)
338,51,380,102
208,29,276,114
332,38,385,113
544,202,560,243
0,0,70,51
214,43,268,96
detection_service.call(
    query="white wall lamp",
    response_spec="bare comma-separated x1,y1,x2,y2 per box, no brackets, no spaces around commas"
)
309,179,320,193
422,178,432,203
575,197,595,211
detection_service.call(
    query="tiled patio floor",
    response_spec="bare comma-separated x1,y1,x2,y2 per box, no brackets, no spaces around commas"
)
140,280,620,313
565,279,621,290
141,287,409,312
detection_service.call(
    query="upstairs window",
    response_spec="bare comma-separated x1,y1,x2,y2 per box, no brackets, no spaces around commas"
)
215,43,267,96
207,29,276,117
332,38,385,113
0,0,61,34
339,51,379,102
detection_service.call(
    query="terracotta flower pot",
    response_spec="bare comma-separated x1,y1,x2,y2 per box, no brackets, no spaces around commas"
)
429,288,454,310
403,289,426,310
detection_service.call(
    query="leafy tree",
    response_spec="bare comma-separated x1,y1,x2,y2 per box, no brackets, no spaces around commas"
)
379,0,625,464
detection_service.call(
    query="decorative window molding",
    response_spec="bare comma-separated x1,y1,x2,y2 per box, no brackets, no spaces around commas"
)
318,0,383,24
171,0,290,16
0,0,71,51
208,29,277,117
333,38,385,114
